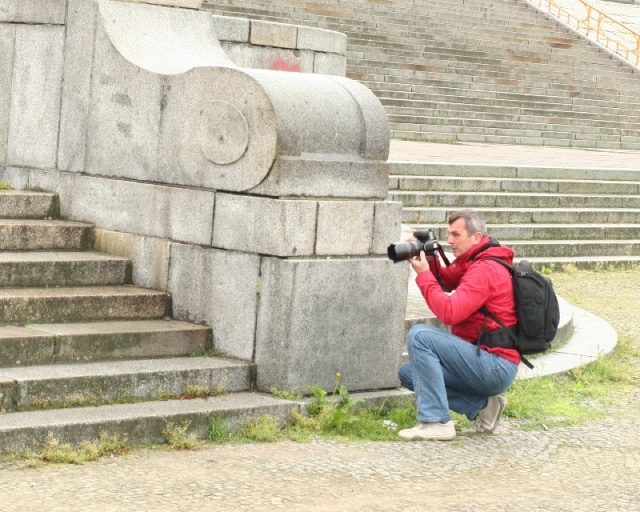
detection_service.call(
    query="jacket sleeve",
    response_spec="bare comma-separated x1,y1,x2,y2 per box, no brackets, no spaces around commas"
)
415,263,496,325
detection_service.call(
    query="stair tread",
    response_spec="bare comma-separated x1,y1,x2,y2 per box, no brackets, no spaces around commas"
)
0,285,167,298
0,251,128,263
0,356,249,380
0,391,290,428
0,319,209,339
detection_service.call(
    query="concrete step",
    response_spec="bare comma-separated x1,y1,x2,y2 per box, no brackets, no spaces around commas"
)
0,391,297,452
0,251,131,287
389,190,640,209
0,286,169,324
0,191,58,219
401,207,640,225
389,129,640,150
389,162,640,181
0,319,211,367
0,219,93,251
494,239,640,258
390,176,640,194
381,95,640,120
0,356,253,411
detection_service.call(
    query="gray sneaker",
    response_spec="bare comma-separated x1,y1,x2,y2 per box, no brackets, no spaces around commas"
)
476,395,507,433
398,420,456,441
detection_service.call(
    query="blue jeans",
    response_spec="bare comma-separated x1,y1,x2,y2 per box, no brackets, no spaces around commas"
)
398,324,519,423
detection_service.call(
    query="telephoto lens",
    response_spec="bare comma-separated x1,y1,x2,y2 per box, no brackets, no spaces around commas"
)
387,240,424,263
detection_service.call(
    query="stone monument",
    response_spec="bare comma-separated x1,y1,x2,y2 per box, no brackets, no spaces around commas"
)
0,0,408,393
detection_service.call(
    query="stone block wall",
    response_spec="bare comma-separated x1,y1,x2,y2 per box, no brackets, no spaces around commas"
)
0,0,407,393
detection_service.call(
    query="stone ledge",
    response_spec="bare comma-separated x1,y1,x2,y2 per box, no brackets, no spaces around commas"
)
211,15,347,55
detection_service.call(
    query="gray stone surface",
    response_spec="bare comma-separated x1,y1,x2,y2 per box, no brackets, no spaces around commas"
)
0,25,13,167
94,229,170,290
85,18,163,181
247,69,370,159
29,171,216,245
0,0,66,24
167,243,260,361
212,194,317,257
0,392,295,451
255,257,407,392
0,319,211,367
297,25,346,54
156,66,278,191
211,14,250,42
0,286,168,324
57,0,98,172
0,190,56,219
6,25,64,169
0,251,129,287
247,157,390,199
2,356,251,409
250,19,297,49
315,201,374,256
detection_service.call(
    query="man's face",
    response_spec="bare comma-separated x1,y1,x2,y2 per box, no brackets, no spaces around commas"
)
447,218,482,258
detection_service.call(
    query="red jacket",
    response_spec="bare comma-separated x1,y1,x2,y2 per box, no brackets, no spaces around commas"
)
417,237,521,365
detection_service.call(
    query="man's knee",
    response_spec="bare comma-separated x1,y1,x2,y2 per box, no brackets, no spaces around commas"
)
407,324,446,351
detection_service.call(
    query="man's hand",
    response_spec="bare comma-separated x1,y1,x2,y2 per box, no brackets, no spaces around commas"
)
408,251,431,274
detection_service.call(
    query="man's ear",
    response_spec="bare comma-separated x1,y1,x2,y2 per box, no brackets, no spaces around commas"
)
471,231,483,245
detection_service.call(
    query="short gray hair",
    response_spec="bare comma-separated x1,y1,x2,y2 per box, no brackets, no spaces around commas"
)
448,210,488,236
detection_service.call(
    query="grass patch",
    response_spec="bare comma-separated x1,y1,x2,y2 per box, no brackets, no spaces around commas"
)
19,432,128,466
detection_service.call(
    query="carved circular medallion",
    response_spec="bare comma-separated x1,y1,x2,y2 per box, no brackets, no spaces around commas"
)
201,101,250,165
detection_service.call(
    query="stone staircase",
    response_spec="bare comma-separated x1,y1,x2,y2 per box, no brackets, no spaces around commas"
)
389,161,640,267
0,190,296,452
202,0,640,150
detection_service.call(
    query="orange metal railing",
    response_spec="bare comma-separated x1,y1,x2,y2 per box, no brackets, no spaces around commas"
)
531,0,640,66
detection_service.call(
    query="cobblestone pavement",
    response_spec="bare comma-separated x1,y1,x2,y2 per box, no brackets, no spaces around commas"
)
1,409,639,512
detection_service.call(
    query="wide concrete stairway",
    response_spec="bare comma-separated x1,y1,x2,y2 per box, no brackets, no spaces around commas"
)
0,191,295,452
390,159,640,267
203,0,640,150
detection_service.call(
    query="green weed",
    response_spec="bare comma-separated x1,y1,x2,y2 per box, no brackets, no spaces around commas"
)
21,432,128,466
163,420,200,449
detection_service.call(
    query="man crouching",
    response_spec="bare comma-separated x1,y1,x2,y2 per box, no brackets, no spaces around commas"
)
398,210,520,441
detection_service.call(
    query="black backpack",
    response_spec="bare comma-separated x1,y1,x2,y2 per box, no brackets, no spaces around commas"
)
478,258,560,369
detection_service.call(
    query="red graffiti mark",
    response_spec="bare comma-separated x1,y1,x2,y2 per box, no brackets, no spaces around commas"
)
270,58,302,73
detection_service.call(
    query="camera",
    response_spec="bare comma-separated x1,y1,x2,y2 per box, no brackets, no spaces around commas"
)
387,228,440,263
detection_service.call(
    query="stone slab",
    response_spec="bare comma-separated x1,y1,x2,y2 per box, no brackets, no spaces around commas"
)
0,25,14,167
315,201,374,256
57,0,99,172
94,229,170,290
28,171,216,246
212,194,317,257
247,157,389,199
250,20,297,49
6,24,64,169
0,392,295,451
167,243,260,361
255,257,407,392
0,320,210,367
297,25,347,54
211,15,250,42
